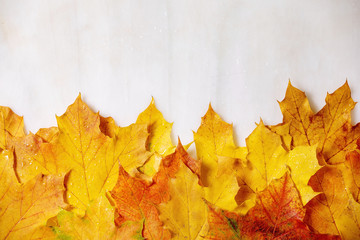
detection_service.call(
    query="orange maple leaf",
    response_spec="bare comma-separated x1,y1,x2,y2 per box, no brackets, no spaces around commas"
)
206,173,340,240
279,82,360,164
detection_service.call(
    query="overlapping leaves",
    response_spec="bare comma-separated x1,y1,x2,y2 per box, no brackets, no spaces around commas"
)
0,82,359,239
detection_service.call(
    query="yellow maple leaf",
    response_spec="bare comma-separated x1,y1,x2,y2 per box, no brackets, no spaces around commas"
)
53,94,118,212
136,98,174,176
0,150,19,210
194,105,245,211
158,144,208,239
13,130,62,183
304,166,360,239
280,81,360,164
99,115,151,175
341,150,360,203
244,120,288,191
0,149,66,240
286,145,321,205
0,106,25,150
53,194,143,240
279,81,314,147
268,122,292,151
235,122,320,212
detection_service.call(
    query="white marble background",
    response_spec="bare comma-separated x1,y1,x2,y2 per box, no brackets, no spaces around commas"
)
0,0,359,145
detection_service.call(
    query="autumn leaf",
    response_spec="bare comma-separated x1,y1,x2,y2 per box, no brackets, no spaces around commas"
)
136,98,174,176
194,105,245,211
113,123,151,175
1,83,360,239
280,81,360,164
52,94,119,213
304,166,360,239
0,150,66,240
99,114,152,175
286,145,322,205
110,166,170,240
342,150,360,203
0,106,25,150
206,173,340,240
268,122,292,151
53,194,143,240
157,142,208,240
13,129,61,183
0,150,19,211
233,120,288,212
279,81,314,147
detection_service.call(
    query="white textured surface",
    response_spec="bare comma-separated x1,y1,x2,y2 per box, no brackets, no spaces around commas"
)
0,0,359,145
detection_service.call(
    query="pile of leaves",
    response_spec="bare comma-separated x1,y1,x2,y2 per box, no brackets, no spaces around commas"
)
0,82,359,240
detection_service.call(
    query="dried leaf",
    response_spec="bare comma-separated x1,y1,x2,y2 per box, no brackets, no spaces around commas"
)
0,106,25,150
280,82,360,164
304,166,360,239
136,98,174,176
206,173,340,240
53,195,140,240
158,142,208,240
110,166,170,240
342,150,360,203
0,171,66,239
194,105,244,211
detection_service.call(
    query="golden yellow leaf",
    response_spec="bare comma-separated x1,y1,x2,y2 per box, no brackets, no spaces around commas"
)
35,127,59,143
304,166,360,239
54,94,117,212
99,115,151,175
54,194,142,240
13,131,62,183
280,81,360,164
342,150,360,203
158,147,208,239
0,172,66,240
268,122,292,151
0,106,25,150
279,81,314,147
136,98,174,176
0,150,19,211
309,82,360,164
244,120,288,191
287,145,321,205
194,105,244,211
114,123,151,175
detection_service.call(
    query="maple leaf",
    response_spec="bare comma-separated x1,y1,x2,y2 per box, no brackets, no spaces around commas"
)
0,150,19,210
53,194,143,240
13,129,61,183
206,173,340,240
194,105,245,211
0,149,66,240
286,145,322,205
110,166,170,240
52,94,120,212
232,120,288,212
280,81,360,164
157,141,208,240
136,98,174,176
268,122,292,151
244,120,288,190
12,95,120,213
99,114,151,175
342,150,360,203
304,166,360,239
0,106,25,150
279,81,315,147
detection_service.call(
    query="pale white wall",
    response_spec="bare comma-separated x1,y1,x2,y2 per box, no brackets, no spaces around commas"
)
0,0,359,145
